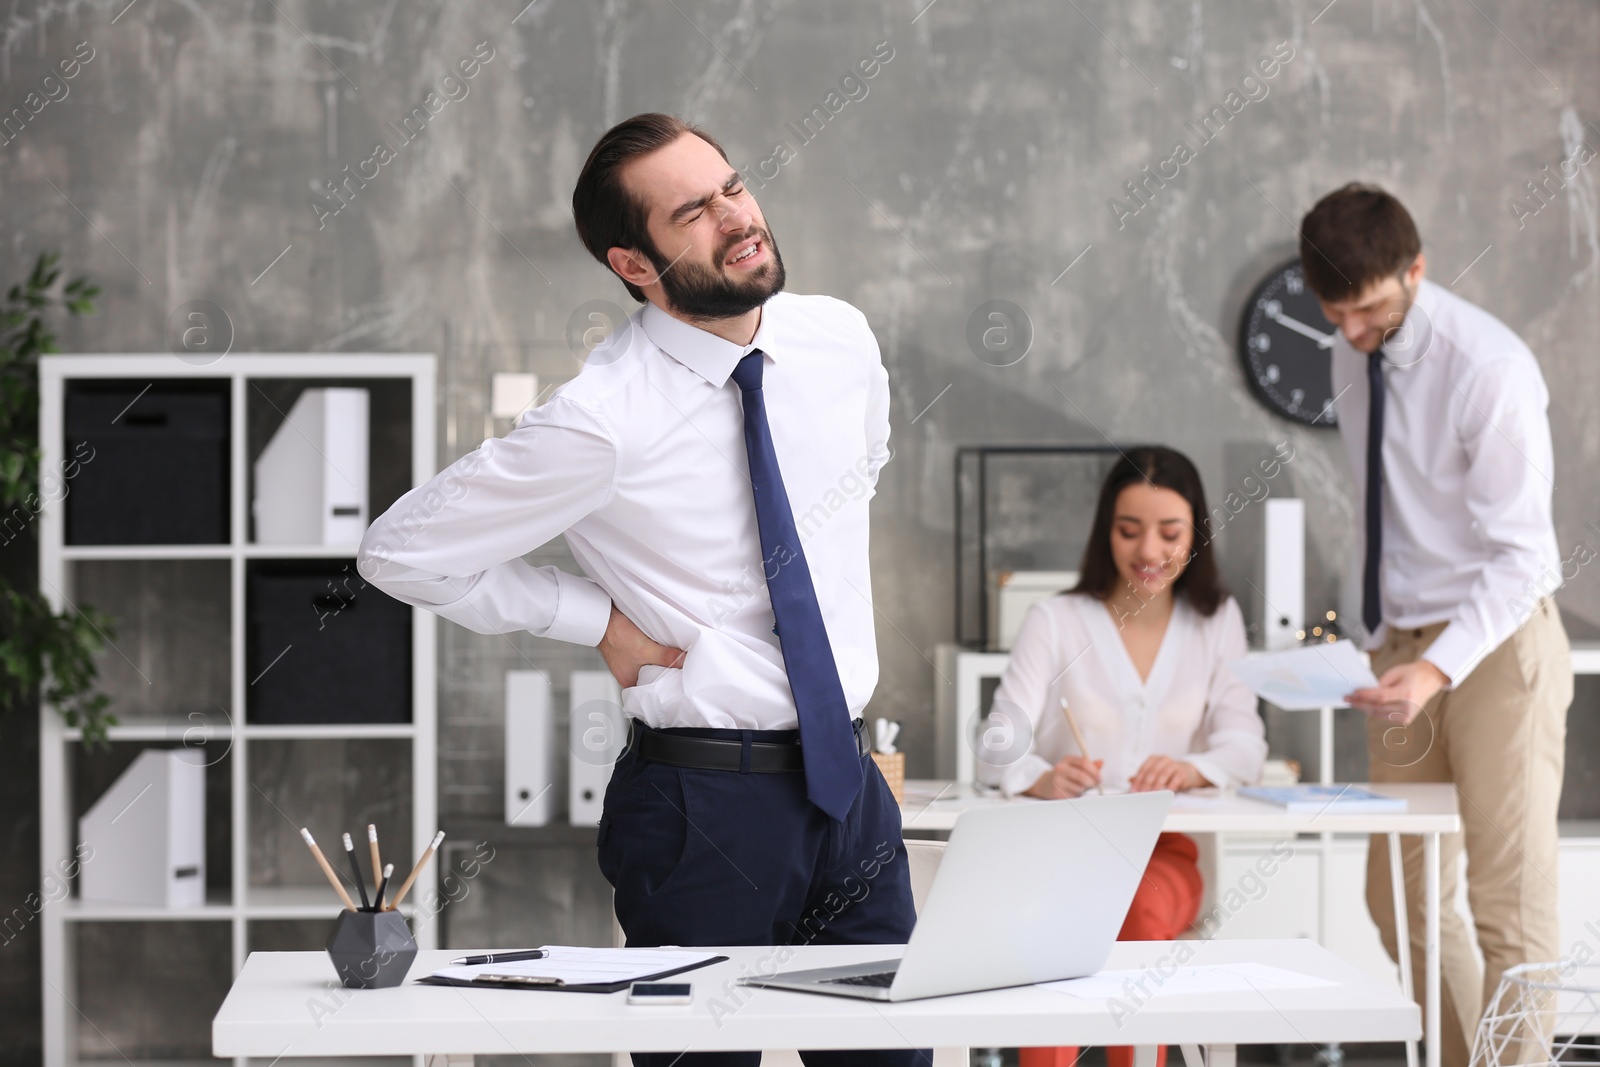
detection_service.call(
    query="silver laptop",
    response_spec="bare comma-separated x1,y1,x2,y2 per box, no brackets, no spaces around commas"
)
741,791,1171,1001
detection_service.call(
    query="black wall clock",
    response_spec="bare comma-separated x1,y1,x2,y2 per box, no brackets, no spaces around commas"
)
1238,259,1340,427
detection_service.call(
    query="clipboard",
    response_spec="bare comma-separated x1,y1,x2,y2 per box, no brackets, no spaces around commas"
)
415,953,727,993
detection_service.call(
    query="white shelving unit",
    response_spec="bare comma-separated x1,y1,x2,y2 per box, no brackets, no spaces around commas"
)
37,354,437,1067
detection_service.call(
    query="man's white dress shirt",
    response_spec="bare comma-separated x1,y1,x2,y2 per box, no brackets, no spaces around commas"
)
977,593,1267,797
357,292,891,730
1330,278,1561,686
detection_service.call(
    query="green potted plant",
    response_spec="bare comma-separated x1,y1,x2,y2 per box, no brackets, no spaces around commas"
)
0,251,117,746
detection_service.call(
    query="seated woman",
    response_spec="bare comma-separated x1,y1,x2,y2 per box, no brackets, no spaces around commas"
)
978,445,1267,1067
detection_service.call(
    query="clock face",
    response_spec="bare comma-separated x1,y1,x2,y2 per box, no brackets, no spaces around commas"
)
1238,260,1340,427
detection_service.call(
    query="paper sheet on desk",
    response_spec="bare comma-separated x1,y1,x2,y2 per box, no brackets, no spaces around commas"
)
429,946,721,986
1228,641,1379,711
1044,963,1339,1000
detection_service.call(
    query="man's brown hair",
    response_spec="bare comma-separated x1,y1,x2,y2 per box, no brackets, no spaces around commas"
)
571,112,730,303
1298,183,1422,302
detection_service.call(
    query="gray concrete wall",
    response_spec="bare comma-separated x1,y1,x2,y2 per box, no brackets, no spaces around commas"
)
1,0,1596,1061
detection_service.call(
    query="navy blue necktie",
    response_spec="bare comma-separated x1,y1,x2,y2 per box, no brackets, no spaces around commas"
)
1362,347,1386,635
731,349,863,822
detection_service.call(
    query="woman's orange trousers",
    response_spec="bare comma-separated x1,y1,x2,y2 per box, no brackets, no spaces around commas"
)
1018,832,1203,1067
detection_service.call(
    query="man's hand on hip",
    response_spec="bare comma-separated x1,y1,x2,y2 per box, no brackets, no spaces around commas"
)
1345,658,1449,725
598,604,686,689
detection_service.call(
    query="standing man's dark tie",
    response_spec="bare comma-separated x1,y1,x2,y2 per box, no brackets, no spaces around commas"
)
1362,346,1386,636
731,348,863,822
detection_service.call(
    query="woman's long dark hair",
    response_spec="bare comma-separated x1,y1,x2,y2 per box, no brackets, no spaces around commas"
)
1070,446,1225,617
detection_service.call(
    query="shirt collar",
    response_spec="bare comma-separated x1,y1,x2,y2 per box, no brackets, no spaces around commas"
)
640,299,779,387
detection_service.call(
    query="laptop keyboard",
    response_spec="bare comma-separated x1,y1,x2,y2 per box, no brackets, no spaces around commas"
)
821,970,897,988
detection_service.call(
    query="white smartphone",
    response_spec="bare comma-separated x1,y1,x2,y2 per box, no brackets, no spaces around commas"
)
627,981,694,1005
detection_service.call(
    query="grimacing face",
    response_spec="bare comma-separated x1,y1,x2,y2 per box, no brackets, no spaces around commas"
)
614,132,786,320
1109,482,1195,601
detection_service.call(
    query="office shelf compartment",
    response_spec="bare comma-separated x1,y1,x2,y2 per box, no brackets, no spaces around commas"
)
247,917,336,954
246,376,413,545
246,738,413,897
39,354,437,1067
954,446,1123,648
72,920,232,1061
65,378,230,546
246,918,330,957
246,558,412,725
72,742,233,905
70,558,231,725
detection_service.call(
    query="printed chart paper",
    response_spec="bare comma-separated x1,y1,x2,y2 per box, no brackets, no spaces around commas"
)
1228,641,1380,710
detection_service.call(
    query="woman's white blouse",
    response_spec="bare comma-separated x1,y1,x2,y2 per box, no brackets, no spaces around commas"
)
977,592,1267,797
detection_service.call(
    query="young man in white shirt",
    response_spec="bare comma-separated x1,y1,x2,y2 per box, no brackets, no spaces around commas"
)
1300,183,1573,1067
358,113,922,1067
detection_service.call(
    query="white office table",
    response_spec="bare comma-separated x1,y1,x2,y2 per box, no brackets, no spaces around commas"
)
214,938,1417,1062
900,781,1459,1067
899,780,1459,835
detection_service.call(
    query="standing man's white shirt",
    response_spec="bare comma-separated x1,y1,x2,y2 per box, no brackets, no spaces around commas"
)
357,291,891,730
1330,278,1561,685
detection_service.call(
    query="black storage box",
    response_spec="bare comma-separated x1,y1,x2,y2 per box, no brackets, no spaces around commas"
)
65,379,230,545
246,561,412,725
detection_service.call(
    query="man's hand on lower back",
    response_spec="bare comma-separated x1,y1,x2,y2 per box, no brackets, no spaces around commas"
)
597,603,686,689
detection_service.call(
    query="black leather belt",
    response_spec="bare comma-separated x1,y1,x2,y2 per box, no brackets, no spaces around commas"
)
631,718,869,773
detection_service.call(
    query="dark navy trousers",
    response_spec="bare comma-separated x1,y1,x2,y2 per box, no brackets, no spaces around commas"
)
597,723,931,1067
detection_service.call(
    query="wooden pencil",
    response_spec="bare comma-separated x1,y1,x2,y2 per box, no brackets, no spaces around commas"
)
1059,697,1104,795
386,830,445,911
300,828,358,911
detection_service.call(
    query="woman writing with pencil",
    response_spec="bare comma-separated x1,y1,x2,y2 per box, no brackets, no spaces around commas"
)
977,446,1266,1067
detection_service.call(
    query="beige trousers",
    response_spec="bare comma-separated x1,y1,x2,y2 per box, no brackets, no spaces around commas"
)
1364,597,1572,1067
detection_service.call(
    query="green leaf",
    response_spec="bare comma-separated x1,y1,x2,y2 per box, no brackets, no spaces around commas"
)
0,250,109,744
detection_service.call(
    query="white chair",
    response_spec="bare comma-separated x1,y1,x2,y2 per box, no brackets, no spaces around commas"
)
612,839,964,1066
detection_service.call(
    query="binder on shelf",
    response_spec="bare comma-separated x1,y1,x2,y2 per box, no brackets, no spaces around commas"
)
246,559,412,725
253,387,370,546
64,379,230,545
1260,498,1305,651
78,749,206,907
569,670,622,827
505,670,554,827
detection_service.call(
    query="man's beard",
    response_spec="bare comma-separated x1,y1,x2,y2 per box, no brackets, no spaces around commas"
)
1375,280,1416,352
644,227,786,320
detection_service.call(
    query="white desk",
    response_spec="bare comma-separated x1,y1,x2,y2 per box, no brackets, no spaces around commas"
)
900,781,1459,1067
899,780,1459,835
214,938,1418,1062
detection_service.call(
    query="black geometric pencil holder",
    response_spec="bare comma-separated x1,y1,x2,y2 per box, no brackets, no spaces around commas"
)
326,908,417,989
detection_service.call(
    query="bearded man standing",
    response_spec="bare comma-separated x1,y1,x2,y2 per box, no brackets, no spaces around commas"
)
359,112,921,1067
